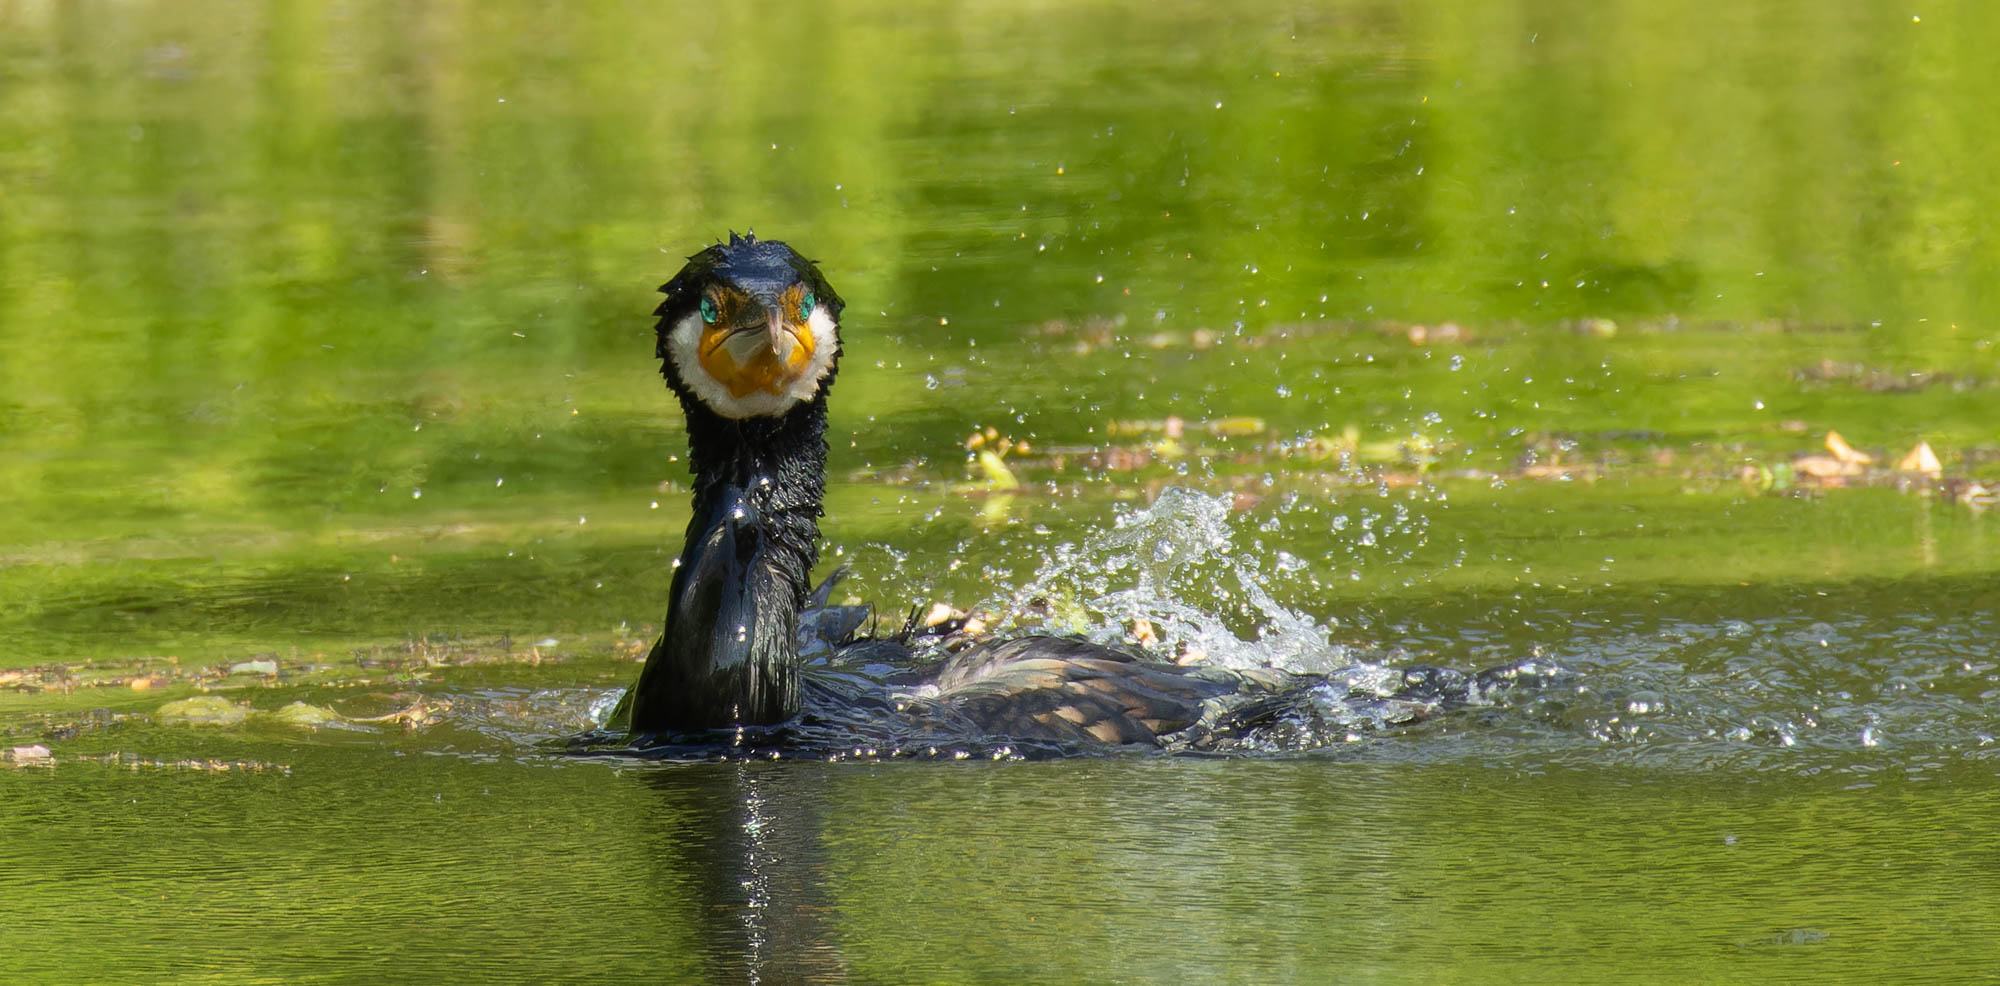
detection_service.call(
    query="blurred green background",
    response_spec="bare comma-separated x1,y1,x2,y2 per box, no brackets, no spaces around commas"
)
4,0,1995,666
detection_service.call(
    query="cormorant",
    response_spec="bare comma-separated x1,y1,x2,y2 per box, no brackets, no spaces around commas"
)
607,233,1535,756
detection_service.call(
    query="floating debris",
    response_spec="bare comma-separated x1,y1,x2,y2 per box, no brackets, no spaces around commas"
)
1794,358,1987,394
1406,322,1471,345
153,697,361,730
1792,455,1862,480
267,701,346,728
5,745,53,766
1949,480,1997,510
1896,441,1941,477
1824,431,1874,466
920,602,962,629
346,695,453,731
157,696,249,727
1794,431,1870,480
75,753,289,773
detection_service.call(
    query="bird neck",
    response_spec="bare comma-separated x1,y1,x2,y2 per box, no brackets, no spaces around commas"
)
626,397,828,734
683,398,831,527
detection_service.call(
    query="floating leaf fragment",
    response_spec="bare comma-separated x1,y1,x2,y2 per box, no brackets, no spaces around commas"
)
1895,441,1941,476
1824,431,1873,465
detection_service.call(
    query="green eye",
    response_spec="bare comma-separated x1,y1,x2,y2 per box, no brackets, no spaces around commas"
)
699,297,718,324
798,290,816,320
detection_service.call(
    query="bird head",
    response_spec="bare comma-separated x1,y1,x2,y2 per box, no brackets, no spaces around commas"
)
654,231,844,420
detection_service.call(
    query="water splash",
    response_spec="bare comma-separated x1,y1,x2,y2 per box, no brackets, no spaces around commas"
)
985,487,1354,674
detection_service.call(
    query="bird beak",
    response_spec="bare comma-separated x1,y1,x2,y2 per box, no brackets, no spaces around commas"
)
767,307,803,364
698,301,817,400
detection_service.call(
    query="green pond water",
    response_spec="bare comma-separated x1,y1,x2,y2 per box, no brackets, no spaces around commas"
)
5,0,2000,982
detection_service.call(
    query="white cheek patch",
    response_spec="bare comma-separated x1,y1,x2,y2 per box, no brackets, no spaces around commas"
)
665,305,840,420
796,304,840,396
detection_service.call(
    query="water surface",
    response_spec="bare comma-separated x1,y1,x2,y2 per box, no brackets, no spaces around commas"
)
4,0,1999,982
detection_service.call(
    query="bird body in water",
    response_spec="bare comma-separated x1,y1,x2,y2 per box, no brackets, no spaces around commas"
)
608,233,1539,756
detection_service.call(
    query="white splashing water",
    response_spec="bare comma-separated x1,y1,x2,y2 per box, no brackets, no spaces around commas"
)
985,487,1353,674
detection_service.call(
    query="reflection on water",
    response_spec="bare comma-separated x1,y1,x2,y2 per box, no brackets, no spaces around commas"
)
8,750,1997,983
638,766,852,984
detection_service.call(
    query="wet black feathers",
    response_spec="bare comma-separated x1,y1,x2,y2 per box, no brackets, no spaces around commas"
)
917,637,1238,745
626,233,841,734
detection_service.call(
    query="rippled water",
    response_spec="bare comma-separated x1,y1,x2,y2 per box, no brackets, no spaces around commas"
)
8,748,1999,983
6,0,2000,981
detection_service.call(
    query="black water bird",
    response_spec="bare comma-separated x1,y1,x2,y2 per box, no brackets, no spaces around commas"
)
614,233,1534,754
